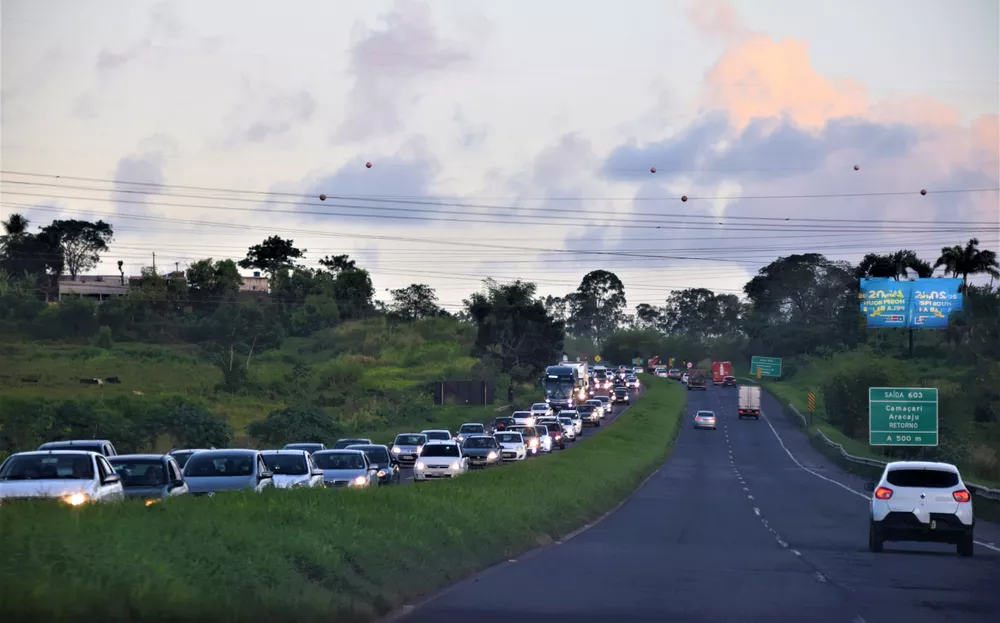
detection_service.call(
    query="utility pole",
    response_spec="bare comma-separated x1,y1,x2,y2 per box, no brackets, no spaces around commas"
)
175,261,179,275
152,251,156,272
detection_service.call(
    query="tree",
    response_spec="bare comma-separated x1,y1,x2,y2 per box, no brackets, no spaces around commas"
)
566,270,627,342
333,269,376,320
185,258,242,304
464,279,564,378
238,236,305,277
40,219,114,279
0,225,64,296
318,254,356,274
0,213,29,250
661,288,718,335
389,283,443,321
634,303,662,330
543,295,568,321
858,250,934,281
935,238,1000,292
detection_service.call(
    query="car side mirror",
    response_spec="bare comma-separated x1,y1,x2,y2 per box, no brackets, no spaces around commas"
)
102,472,121,486
312,469,324,477
864,482,875,492
169,478,185,489
259,470,273,480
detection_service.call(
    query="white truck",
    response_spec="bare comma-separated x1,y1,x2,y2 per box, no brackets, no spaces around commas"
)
738,385,761,419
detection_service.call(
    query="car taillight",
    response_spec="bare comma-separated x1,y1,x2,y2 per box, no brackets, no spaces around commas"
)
953,490,971,503
874,486,893,500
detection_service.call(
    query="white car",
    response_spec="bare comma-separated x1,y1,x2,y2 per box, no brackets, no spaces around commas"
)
534,426,554,453
420,429,453,443
633,367,644,375
593,395,612,417
558,410,584,436
0,450,124,505
585,399,606,419
511,410,536,427
260,450,324,489
681,373,689,385
558,417,578,441
693,410,717,430
494,432,528,461
867,461,974,556
626,376,640,389
530,403,551,419
413,442,468,481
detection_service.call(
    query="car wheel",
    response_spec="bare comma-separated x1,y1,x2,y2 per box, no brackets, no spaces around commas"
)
868,521,884,553
957,533,974,557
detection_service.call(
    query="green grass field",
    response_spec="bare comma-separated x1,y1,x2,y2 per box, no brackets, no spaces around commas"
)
0,377,686,623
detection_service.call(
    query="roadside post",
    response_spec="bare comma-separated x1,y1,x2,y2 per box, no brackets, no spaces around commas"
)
807,392,816,426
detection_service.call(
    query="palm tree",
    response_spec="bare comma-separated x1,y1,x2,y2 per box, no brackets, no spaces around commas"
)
1,213,29,238
857,250,933,281
934,238,1000,292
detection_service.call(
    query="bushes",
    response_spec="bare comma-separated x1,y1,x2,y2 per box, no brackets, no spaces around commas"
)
0,395,233,455
247,404,343,446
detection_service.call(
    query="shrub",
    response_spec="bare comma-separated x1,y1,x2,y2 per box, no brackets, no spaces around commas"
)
95,325,114,349
247,404,343,446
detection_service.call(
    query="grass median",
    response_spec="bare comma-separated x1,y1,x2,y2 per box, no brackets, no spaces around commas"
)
0,377,685,623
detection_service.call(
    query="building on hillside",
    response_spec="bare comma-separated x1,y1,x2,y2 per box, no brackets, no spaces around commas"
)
240,271,269,293
57,275,127,301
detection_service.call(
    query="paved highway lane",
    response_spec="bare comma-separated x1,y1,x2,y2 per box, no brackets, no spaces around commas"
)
397,387,644,483
391,382,1000,623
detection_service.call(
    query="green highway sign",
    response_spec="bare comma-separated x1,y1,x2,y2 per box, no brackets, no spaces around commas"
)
749,356,782,377
869,387,939,447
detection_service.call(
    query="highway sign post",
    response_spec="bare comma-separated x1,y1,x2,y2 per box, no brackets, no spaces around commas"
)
869,387,939,447
749,356,782,377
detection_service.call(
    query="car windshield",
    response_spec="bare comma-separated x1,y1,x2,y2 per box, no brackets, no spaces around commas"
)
421,444,461,457
494,418,514,426
169,451,197,469
395,435,425,446
512,412,532,419
334,439,370,449
559,418,573,425
495,433,522,443
108,458,167,487
284,443,324,452
543,378,575,398
886,468,959,488
536,425,549,435
352,447,390,464
313,452,366,470
531,403,548,410
596,396,610,403
39,442,105,454
0,454,94,480
261,453,309,475
184,454,255,477
517,427,538,437
579,405,595,413
464,437,496,449
586,401,602,408
423,431,451,441
724,376,735,381
459,425,484,434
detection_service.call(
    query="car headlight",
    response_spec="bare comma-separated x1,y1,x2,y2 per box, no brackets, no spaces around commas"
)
487,451,498,460
392,446,401,454
529,438,538,447
415,461,426,470
353,475,368,486
62,492,89,506
145,499,159,507
457,435,465,442
416,446,423,455
526,417,535,426
450,461,462,471
377,469,387,477
517,445,525,451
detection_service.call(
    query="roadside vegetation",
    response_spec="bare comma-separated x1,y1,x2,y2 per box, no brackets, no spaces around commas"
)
0,377,685,623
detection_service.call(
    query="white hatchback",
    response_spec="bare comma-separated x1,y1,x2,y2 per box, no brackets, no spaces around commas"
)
866,461,974,556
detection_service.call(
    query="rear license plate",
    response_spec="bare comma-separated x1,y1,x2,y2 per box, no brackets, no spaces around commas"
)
930,520,937,530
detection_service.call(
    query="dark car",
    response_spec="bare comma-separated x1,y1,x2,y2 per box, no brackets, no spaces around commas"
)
108,454,188,501
577,404,601,427
722,376,737,387
167,448,212,469
461,435,503,468
346,444,400,484
38,439,117,457
491,417,516,434
536,418,566,449
333,438,372,450
612,386,630,405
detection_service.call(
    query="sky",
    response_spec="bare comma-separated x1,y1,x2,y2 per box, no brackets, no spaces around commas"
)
2,0,998,313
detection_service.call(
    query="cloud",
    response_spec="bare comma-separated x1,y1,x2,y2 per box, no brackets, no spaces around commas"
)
96,1,183,74
240,91,317,144
334,0,473,143
110,135,175,216
686,0,752,42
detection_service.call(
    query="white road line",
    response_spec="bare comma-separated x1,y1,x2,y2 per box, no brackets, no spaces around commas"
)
754,507,761,516
760,408,1000,554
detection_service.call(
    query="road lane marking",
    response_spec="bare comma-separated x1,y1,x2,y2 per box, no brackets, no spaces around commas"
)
760,408,1000,554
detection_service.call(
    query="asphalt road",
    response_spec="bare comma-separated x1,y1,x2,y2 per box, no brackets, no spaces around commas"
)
396,385,644,483
392,381,1000,623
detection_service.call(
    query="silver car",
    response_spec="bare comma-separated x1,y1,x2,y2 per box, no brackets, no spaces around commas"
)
182,449,274,496
594,395,612,416
558,410,584,436
391,433,427,467
0,450,124,506
260,450,324,489
694,410,717,430
312,450,377,488
456,423,487,445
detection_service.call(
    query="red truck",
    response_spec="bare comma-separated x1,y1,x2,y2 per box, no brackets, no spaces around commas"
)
711,361,732,384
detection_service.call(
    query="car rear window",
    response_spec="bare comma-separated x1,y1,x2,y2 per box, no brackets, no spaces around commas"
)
885,468,959,488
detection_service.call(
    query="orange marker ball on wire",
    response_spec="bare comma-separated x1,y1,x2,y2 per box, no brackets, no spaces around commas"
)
319,194,327,201
854,164,860,171
681,195,688,202
650,167,657,173
920,189,927,195
365,161,372,168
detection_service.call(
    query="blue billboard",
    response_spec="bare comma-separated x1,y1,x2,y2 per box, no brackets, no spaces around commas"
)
860,278,964,329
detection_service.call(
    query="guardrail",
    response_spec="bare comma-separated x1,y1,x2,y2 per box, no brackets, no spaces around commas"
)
737,377,1000,502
